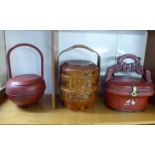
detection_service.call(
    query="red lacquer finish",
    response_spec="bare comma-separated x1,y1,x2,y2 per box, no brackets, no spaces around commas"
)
5,43,46,107
103,54,154,111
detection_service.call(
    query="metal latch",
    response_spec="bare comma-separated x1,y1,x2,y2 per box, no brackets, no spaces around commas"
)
131,85,137,97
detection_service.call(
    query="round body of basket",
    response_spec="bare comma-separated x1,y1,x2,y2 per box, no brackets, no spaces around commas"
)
103,77,154,111
60,60,99,111
5,74,46,107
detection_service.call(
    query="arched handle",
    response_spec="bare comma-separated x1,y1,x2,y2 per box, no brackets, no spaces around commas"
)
117,54,141,64
57,44,100,73
6,43,44,79
104,54,151,83
114,54,144,74
105,65,152,83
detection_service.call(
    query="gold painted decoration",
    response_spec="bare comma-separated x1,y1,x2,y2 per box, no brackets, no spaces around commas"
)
58,44,100,111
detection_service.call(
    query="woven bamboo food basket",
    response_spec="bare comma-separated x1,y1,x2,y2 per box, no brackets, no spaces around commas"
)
58,44,100,111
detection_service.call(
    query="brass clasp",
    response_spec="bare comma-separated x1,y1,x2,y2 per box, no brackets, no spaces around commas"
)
131,85,137,97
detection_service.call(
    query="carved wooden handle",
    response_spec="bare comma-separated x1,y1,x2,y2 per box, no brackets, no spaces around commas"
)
114,54,144,74
105,66,152,84
6,43,44,79
117,54,141,64
104,54,152,83
58,44,101,73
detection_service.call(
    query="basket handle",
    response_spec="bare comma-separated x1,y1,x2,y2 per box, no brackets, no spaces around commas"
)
6,43,44,79
104,54,152,83
57,44,100,73
115,54,144,74
117,54,141,65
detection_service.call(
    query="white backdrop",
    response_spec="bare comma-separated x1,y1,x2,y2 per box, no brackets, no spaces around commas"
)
4,30,148,94
58,30,148,92
58,31,147,74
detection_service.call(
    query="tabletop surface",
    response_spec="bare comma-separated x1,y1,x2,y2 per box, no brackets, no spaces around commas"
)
0,95,155,125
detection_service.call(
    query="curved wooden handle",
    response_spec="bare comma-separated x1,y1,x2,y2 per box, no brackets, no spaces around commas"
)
58,44,101,73
6,43,44,79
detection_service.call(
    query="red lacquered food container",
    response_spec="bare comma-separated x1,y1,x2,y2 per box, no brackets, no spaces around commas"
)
5,43,46,107
103,54,154,111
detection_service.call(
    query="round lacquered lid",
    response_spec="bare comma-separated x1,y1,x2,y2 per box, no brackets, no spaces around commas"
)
104,76,154,91
61,60,98,71
7,74,44,86
65,60,94,66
